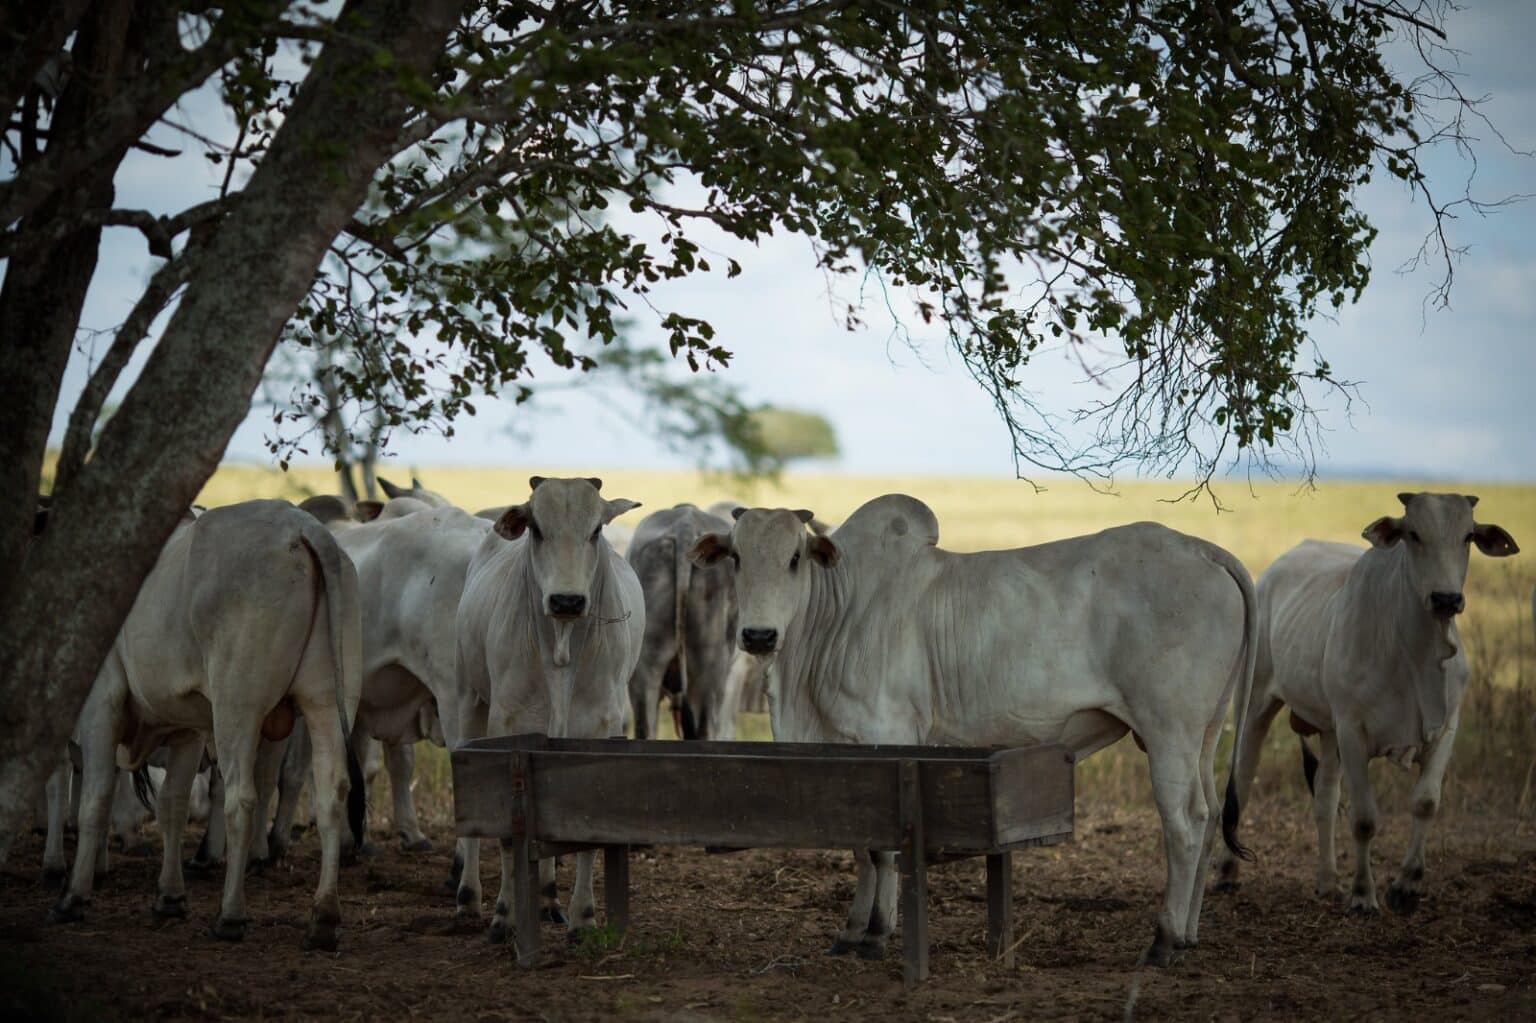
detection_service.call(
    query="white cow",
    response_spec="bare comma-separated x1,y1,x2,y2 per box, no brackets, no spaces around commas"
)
49,500,364,951
691,495,1257,965
454,476,645,941
1218,492,1519,914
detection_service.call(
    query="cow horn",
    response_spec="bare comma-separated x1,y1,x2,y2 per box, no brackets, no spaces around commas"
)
731,506,747,521
1396,492,1415,509
793,508,815,524
529,475,547,490
585,477,603,492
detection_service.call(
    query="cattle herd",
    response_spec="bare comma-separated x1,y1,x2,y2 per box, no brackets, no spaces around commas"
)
29,478,1522,973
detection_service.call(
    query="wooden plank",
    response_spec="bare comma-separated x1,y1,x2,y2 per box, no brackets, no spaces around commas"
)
899,759,929,987
526,750,905,850
603,845,629,936
456,733,1006,762
921,759,995,855
985,852,1014,966
989,745,1074,849
510,751,539,968
451,743,521,839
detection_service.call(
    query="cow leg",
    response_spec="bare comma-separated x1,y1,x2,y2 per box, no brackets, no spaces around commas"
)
208,721,260,942
192,766,226,871
152,739,204,921
42,751,70,882
1183,717,1225,945
1386,711,1459,916
447,695,488,919
269,719,310,860
1336,724,1380,915
51,687,124,924
1144,743,1210,966
564,851,598,938
385,741,431,852
627,649,668,741
537,855,566,924
1310,731,1343,899
342,725,376,858
1214,692,1283,891
295,694,349,952
248,737,286,868
859,851,898,961
827,848,879,955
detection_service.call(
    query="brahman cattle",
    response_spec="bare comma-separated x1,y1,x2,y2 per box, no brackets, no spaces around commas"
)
626,504,741,740
692,495,1256,965
1218,492,1519,914
49,500,365,950
454,476,645,941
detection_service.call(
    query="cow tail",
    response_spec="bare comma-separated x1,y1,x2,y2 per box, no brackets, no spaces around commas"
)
673,534,694,739
131,765,156,814
1299,737,1319,796
299,527,368,850
1217,549,1259,864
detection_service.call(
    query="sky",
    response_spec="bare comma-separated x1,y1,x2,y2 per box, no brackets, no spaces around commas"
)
46,2,1536,483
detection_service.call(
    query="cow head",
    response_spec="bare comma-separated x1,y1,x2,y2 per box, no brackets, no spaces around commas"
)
1362,492,1519,620
691,506,839,655
494,476,640,620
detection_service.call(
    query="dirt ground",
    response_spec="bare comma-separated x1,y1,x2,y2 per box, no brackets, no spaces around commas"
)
3,796,1534,1022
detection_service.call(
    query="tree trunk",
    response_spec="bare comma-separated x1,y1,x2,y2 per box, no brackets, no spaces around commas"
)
0,0,140,609
0,0,466,861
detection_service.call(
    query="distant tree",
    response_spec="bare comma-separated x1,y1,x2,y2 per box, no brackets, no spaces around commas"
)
0,0,1511,853
750,407,839,464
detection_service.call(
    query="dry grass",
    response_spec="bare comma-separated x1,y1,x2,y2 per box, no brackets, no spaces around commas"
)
202,462,1536,823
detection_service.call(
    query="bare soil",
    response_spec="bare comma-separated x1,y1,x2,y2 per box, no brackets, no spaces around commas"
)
4,797,1534,1021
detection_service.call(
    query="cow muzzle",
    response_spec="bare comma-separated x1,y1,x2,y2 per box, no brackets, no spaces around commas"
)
1428,591,1464,620
740,627,778,655
548,592,587,619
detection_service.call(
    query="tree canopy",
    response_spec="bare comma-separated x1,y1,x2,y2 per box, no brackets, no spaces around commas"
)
0,0,1501,850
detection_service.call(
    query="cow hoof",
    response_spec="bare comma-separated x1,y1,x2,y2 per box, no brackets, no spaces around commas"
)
358,840,380,858
41,865,67,885
1212,879,1240,893
855,939,886,961
566,926,596,946
487,918,509,945
1143,926,1182,968
1384,885,1421,916
184,856,219,878
540,906,568,926
47,896,87,924
302,919,340,953
209,915,247,941
247,857,271,876
152,894,188,921
400,837,434,854
1347,902,1381,918
825,938,859,957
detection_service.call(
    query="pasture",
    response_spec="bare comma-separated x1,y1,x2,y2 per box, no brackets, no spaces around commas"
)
4,466,1534,1020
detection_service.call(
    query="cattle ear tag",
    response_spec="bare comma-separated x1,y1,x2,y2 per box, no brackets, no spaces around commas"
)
602,498,641,523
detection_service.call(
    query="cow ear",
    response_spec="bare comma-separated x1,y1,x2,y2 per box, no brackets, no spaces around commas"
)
1472,523,1519,558
1362,516,1404,548
601,498,640,523
379,476,409,499
793,508,815,524
690,533,731,567
731,506,748,521
495,504,531,541
807,534,840,567
586,477,603,492
354,500,384,523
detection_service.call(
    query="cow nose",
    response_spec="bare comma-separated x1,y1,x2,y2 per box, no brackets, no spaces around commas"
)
740,627,778,654
1429,591,1464,618
548,593,587,618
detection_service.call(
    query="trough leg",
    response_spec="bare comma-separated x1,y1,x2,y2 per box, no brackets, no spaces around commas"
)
604,845,630,936
898,760,929,987
986,852,1014,966
512,839,539,967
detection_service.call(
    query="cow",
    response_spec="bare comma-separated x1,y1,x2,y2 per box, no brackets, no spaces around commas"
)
690,495,1257,965
454,476,645,942
1217,492,1519,914
626,504,742,740
49,500,366,950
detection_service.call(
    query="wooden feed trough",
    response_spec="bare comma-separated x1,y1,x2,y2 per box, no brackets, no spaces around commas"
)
451,734,1074,986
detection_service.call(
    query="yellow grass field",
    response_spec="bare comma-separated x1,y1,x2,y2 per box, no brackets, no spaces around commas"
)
200,463,1536,821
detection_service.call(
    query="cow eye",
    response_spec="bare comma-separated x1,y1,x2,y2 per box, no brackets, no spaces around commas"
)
789,551,800,571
